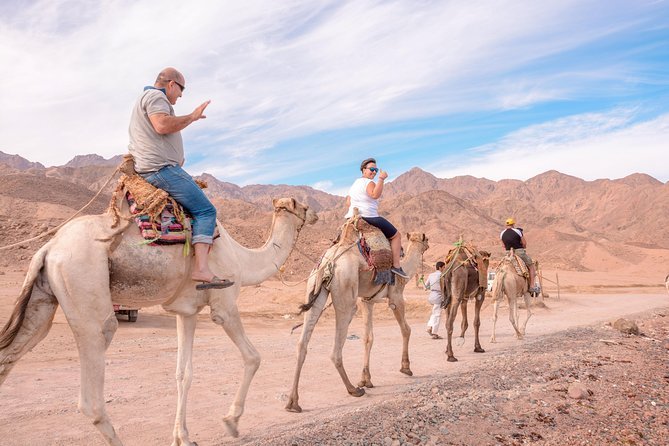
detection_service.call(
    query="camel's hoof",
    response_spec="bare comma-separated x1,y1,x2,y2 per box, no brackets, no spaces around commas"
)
285,403,303,413
447,356,458,363
474,347,485,353
399,367,413,376
222,416,239,438
489,338,497,343
348,387,365,397
455,336,465,347
358,380,374,388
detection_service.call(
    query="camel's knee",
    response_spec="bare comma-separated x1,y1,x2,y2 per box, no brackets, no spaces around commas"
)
246,350,261,371
175,366,193,384
101,313,118,349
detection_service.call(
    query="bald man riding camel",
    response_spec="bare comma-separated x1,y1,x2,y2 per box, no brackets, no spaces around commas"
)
128,67,233,290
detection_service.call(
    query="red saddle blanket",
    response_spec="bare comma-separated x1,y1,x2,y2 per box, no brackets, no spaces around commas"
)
127,192,189,245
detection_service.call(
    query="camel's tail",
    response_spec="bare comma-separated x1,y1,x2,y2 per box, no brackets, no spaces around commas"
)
0,244,49,350
298,269,326,314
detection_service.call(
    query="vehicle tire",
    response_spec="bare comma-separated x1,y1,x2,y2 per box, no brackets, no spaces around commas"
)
128,310,138,322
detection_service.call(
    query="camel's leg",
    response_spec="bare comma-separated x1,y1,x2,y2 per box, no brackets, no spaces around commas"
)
0,277,58,385
286,288,328,413
331,289,365,397
520,292,533,336
358,301,375,388
508,295,523,339
458,300,469,338
444,294,461,362
490,297,500,343
209,293,261,437
473,292,485,353
58,299,121,445
48,252,122,446
170,314,197,446
388,292,412,376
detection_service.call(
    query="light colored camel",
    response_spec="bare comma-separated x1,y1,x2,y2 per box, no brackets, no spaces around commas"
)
0,196,316,446
441,247,490,362
285,231,429,413
489,252,532,343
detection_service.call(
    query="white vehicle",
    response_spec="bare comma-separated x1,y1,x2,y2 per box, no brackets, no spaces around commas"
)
113,304,139,322
486,271,496,292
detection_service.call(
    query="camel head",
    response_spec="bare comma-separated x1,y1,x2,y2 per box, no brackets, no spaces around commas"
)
406,232,429,253
272,197,318,227
476,250,491,291
478,250,491,269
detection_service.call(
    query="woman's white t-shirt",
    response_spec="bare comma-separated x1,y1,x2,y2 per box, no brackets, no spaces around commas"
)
345,177,379,218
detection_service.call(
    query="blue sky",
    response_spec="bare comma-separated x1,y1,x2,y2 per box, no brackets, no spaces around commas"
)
1,0,668,195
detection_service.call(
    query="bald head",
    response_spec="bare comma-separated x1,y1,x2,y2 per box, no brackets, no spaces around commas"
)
155,67,185,89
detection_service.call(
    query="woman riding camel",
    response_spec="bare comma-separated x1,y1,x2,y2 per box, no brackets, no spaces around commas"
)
345,157,409,279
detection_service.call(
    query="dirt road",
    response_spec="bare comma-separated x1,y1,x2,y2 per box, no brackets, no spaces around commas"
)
0,272,667,445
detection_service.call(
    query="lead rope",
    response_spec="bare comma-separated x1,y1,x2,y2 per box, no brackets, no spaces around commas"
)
277,216,361,287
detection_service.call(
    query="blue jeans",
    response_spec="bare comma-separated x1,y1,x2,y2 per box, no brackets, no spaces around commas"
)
141,165,217,244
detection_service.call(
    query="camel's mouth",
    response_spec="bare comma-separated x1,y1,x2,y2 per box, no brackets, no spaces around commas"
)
305,209,318,225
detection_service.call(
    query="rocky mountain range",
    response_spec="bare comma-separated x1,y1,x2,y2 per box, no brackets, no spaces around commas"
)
1,150,667,284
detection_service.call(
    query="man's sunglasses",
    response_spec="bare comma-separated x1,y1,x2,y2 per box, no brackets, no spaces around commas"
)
171,80,185,92
367,167,379,173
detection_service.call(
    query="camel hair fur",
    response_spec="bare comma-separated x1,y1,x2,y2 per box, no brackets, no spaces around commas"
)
489,250,533,344
441,244,490,362
0,195,317,446
285,227,429,413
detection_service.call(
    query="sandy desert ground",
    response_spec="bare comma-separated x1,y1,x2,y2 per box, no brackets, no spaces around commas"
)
0,269,667,446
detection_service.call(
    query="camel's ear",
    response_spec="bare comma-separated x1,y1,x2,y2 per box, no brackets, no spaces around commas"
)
422,233,427,241
406,233,411,241
272,198,279,208
289,197,297,210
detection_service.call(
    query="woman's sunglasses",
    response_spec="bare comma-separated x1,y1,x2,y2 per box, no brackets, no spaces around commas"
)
367,167,379,173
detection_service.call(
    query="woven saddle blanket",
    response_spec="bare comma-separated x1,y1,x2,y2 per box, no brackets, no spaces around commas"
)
497,252,530,279
127,192,190,245
354,218,394,286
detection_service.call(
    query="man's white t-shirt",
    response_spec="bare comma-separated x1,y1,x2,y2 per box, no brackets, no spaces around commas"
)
425,270,443,305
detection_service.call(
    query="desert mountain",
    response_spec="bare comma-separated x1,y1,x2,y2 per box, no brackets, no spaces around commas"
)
0,151,45,170
63,154,124,168
1,154,668,284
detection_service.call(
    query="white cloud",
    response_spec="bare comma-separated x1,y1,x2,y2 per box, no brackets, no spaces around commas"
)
311,180,333,192
0,0,666,182
432,110,669,182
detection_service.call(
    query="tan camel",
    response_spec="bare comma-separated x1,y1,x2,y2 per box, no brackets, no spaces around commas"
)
0,196,317,446
285,230,428,413
441,245,490,362
489,251,533,343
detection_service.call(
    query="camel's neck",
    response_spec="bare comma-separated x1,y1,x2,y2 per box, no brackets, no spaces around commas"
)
400,243,424,278
226,212,302,286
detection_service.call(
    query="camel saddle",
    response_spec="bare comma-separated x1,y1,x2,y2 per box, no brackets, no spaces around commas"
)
444,242,488,289
496,249,530,279
336,215,394,286
108,154,215,246
126,191,191,245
